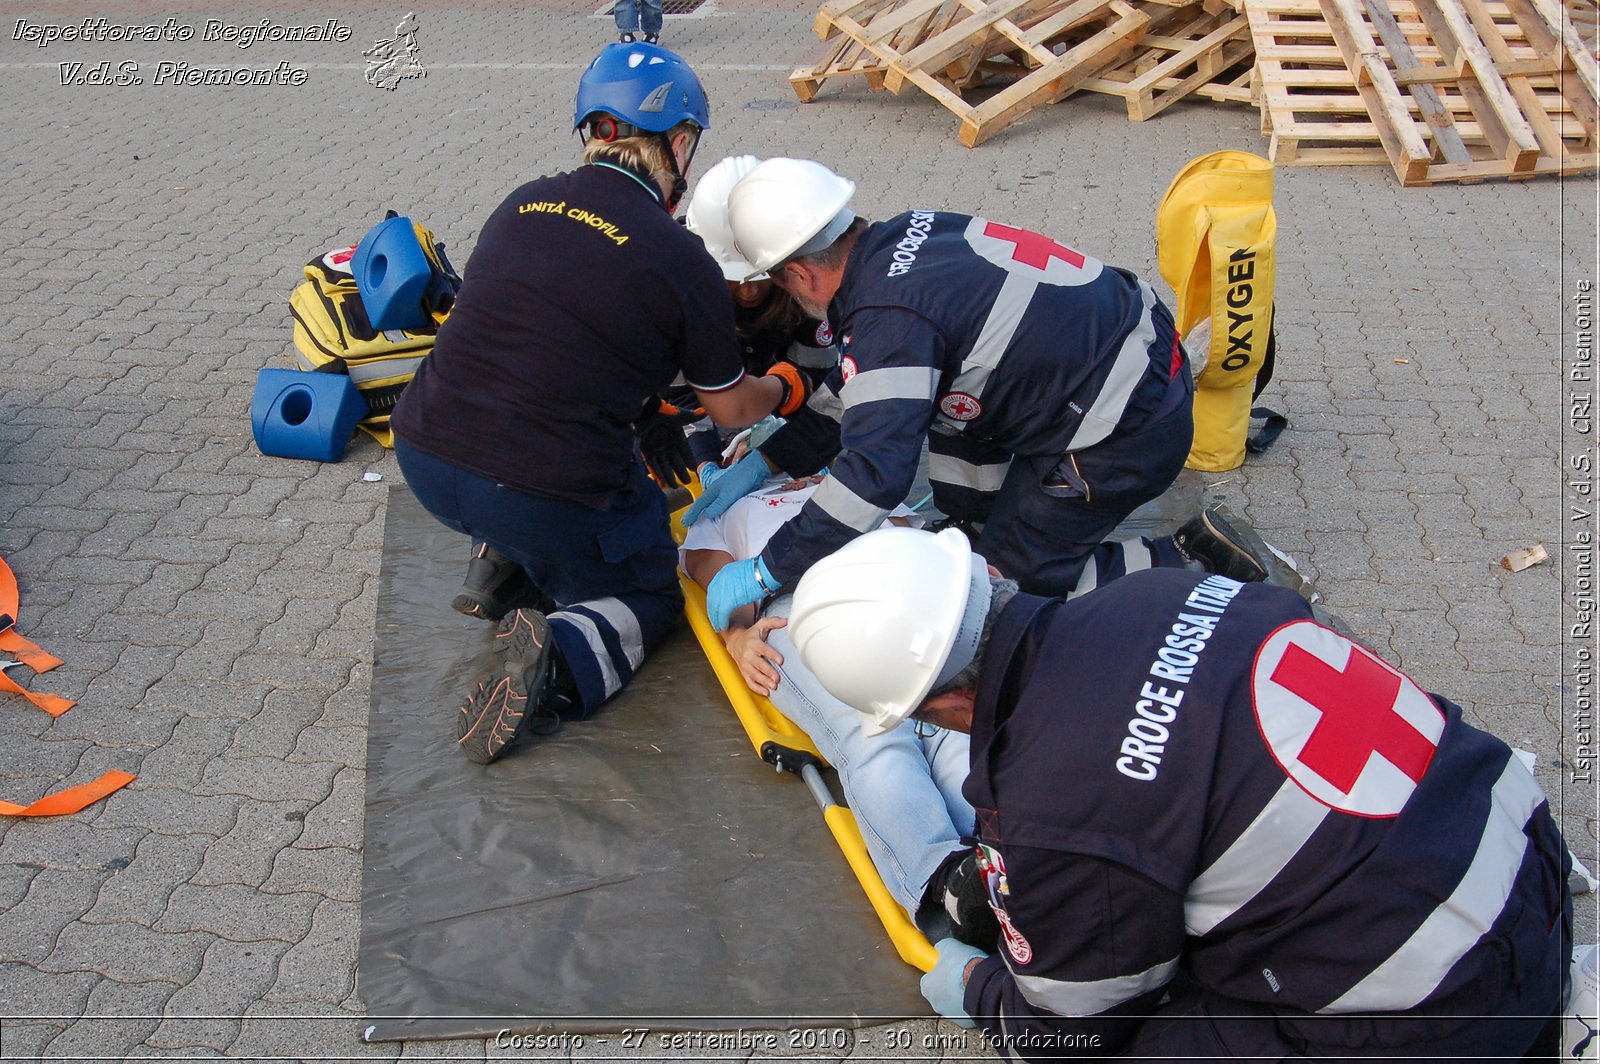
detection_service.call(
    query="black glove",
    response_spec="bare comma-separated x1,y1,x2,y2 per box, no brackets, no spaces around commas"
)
917,847,1001,951
634,398,702,489
929,515,984,543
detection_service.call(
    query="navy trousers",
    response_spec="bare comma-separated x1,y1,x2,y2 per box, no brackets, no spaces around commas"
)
975,364,1195,599
395,437,683,716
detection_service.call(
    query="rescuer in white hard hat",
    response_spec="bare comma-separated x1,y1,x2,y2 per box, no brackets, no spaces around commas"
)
680,157,1270,633
687,154,768,283
676,155,837,487
785,526,1575,1061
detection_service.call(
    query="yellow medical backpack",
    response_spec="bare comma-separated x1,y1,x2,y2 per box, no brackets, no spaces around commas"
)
288,218,458,446
1157,151,1283,472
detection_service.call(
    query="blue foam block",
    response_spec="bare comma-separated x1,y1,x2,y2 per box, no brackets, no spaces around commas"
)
251,368,367,462
353,215,433,332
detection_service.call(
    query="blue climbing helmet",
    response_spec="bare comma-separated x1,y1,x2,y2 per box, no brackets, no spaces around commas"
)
573,41,710,136
574,41,709,210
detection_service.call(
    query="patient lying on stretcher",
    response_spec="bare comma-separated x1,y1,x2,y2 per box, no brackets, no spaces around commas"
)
680,473,998,946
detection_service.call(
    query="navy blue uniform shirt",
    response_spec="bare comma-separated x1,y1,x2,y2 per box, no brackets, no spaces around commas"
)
758,211,1180,585
393,162,746,508
963,571,1570,1059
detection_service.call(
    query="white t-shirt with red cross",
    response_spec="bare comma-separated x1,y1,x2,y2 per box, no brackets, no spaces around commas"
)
680,475,920,569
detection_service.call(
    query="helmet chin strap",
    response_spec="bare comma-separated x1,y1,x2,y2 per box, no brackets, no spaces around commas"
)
656,129,700,212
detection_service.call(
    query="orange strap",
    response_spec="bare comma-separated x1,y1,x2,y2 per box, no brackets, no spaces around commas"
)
656,398,705,418
0,622,62,673
0,771,135,817
0,554,127,813
0,670,74,717
0,555,74,715
767,361,810,417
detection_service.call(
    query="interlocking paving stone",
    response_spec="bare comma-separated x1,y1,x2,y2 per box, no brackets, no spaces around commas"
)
39,919,215,987
157,881,319,944
190,800,319,889
0,868,104,969
288,723,367,769
127,715,243,791
0,1021,71,1061
80,828,219,927
294,767,364,852
233,687,335,761
44,977,176,1059
195,752,342,806
262,843,361,903
141,676,271,722
263,898,360,1007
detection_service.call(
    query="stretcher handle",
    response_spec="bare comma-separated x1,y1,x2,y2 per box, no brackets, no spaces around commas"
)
798,763,939,973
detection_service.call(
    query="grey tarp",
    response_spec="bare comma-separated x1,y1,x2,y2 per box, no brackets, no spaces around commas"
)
359,487,929,1042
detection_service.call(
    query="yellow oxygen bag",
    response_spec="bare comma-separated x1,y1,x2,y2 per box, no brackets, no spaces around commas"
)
1157,151,1278,472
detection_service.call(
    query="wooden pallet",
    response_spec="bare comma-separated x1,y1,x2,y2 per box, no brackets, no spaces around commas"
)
1248,0,1597,181
1570,0,1598,48
791,0,1153,145
791,36,891,100
791,0,967,100
1077,3,1257,116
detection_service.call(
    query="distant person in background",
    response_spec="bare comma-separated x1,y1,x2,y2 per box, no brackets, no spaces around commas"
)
613,0,663,45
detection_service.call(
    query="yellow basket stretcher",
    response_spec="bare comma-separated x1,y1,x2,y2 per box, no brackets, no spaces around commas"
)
669,491,937,973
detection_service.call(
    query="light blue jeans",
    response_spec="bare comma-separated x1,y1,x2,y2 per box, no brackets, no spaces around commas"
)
763,594,975,915
612,0,663,36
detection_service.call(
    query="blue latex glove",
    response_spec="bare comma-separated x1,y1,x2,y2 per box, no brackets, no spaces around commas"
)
920,938,985,1029
707,556,780,630
682,450,768,526
697,461,727,491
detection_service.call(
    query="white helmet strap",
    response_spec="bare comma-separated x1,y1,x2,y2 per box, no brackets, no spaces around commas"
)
932,557,991,692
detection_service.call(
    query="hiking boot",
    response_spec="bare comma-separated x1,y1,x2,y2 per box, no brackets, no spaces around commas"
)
917,848,1000,951
457,609,565,764
1173,507,1269,584
452,544,537,623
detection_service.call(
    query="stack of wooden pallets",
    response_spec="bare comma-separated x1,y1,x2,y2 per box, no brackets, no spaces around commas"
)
1076,3,1257,118
791,0,1160,145
789,0,1598,183
1247,0,1597,182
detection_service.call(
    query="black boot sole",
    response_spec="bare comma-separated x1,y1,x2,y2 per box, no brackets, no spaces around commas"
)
1175,509,1270,583
457,610,554,764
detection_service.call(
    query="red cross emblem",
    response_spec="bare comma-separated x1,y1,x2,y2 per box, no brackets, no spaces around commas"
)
323,244,358,273
982,222,1085,271
940,392,982,421
1251,621,1443,817
963,218,1102,287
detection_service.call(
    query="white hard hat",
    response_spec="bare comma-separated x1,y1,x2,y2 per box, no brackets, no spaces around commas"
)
727,157,856,279
686,155,766,281
788,528,992,737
